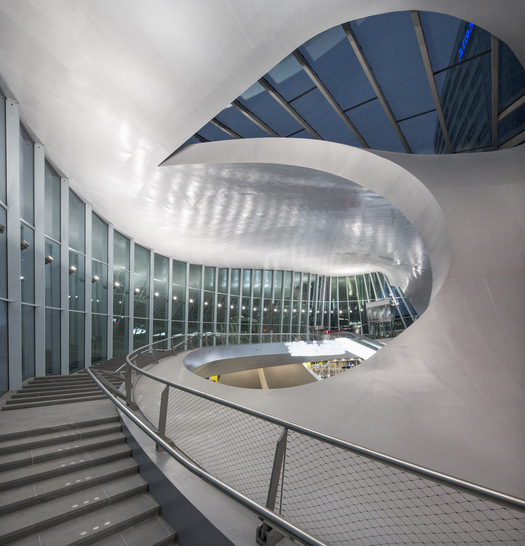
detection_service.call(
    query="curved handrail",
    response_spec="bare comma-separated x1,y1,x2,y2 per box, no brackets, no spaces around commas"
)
124,333,525,510
87,366,325,546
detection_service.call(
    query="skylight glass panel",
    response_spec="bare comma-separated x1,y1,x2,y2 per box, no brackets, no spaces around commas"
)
498,41,525,112
434,55,491,152
418,12,462,72
399,110,441,153
238,82,302,136
196,121,234,142
215,105,268,138
289,129,315,139
265,53,315,102
292,88,361,146
346,99,404,152
350,12,435,121
298,25,375,110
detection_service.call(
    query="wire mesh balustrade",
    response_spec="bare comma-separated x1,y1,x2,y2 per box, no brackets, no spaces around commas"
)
92,333,525,545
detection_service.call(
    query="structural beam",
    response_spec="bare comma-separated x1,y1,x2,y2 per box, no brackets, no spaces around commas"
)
411,11,453,154
292,49,369,148
498,129,525,149
491,35,499,150
258,77,322,139
231,100,279,137
498,94,525,121
342,22,412,153
210,118,242,139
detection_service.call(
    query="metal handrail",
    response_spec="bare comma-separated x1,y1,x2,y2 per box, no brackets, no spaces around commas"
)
87,367,325,546
123,332,525,511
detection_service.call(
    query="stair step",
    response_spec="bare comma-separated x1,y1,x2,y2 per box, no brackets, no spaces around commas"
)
12,386,102,398
2,395,107,411
9,493,161,546
6,390,103,404
93,515,177,546
0,443,131,490
0,422,122,456
0,458,139,515
0,431,125,472
0,416,118,443
0,474,148,543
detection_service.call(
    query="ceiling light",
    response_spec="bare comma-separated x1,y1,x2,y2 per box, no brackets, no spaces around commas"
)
44,255,53,265
0,224,5,234
69,265,77,275
92,275,99,283
20,240,30,250
114,281,120,288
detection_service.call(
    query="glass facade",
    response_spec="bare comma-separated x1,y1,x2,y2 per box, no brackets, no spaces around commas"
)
0,74,418,393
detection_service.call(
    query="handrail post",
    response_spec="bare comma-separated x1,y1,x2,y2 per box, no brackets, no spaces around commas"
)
257,428,288,545
156,384,170,452
125,364,132,406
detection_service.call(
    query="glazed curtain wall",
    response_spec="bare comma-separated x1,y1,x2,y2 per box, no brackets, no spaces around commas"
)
0,96,414,392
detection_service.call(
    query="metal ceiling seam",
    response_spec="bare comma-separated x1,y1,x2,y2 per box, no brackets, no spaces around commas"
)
341,22,413,154
411,11,453,154
291,48,369,148
258,77,322,139
210,118,242,139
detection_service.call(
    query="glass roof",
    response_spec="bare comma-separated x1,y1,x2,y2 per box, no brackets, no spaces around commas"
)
177,10,525,156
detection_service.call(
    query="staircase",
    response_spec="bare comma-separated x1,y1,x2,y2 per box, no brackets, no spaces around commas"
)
0,372,177,545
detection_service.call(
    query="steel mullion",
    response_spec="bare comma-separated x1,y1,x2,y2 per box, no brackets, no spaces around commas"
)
209,118,242,139
292,49,369,148
498,94,525,121
231,100,279,137
411,11,453,154
258,77,322,139
342,22,412,153
499,129,525,150
491,35,499,150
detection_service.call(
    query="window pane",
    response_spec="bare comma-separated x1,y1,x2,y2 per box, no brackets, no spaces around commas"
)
171,321,185,336
114,231,130,271
113,316,129,357
133,318,149,350
172,260,186,285
203,291,214,322
215,106,268,138
92,214,108,263
154,253,169,282
218,268,228,294
172,284,185,321
0,301,7,394
242,270,252,297
20,223,35,303
188,289,200,322
134,244,150,277
204,266,215,291
153,320,168,346
133,275,150,318
69,311,85,373
19,127,34,224
0,206,6,299
45,308,61,375
266,53,313,102
263,271,272,299
230,269,240,295
92,314,107,364
69,191,85,253
153,280,168,320
253,270,262,298
69,251,85,311
197,121,234,142
498,103,525,147
44,162,61,240
114,270,130,316
21,304,35,379
45,238,61,308
92,260,108,314
498,41,525,112
189,264,202,288
419,11,463,73
399,110,440,154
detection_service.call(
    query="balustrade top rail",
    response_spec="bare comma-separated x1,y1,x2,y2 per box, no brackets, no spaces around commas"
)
88,332,525,545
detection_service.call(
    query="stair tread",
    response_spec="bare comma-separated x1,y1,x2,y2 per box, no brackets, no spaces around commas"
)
9,493,160,546
93,515,176,546
0,431,125,471
0,474,148,542
0,443,131,490
0,415,118,443
2,395,107,411
0,458,138,514
0,422,122,454
10,389,101,400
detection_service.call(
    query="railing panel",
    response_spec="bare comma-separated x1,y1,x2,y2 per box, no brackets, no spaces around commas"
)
135,373,166,429
280,430,525,545
164,388,283,506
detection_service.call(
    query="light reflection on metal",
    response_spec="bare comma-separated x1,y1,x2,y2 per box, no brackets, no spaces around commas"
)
292,49,369,148
342,22,412,154
411,11,453,154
